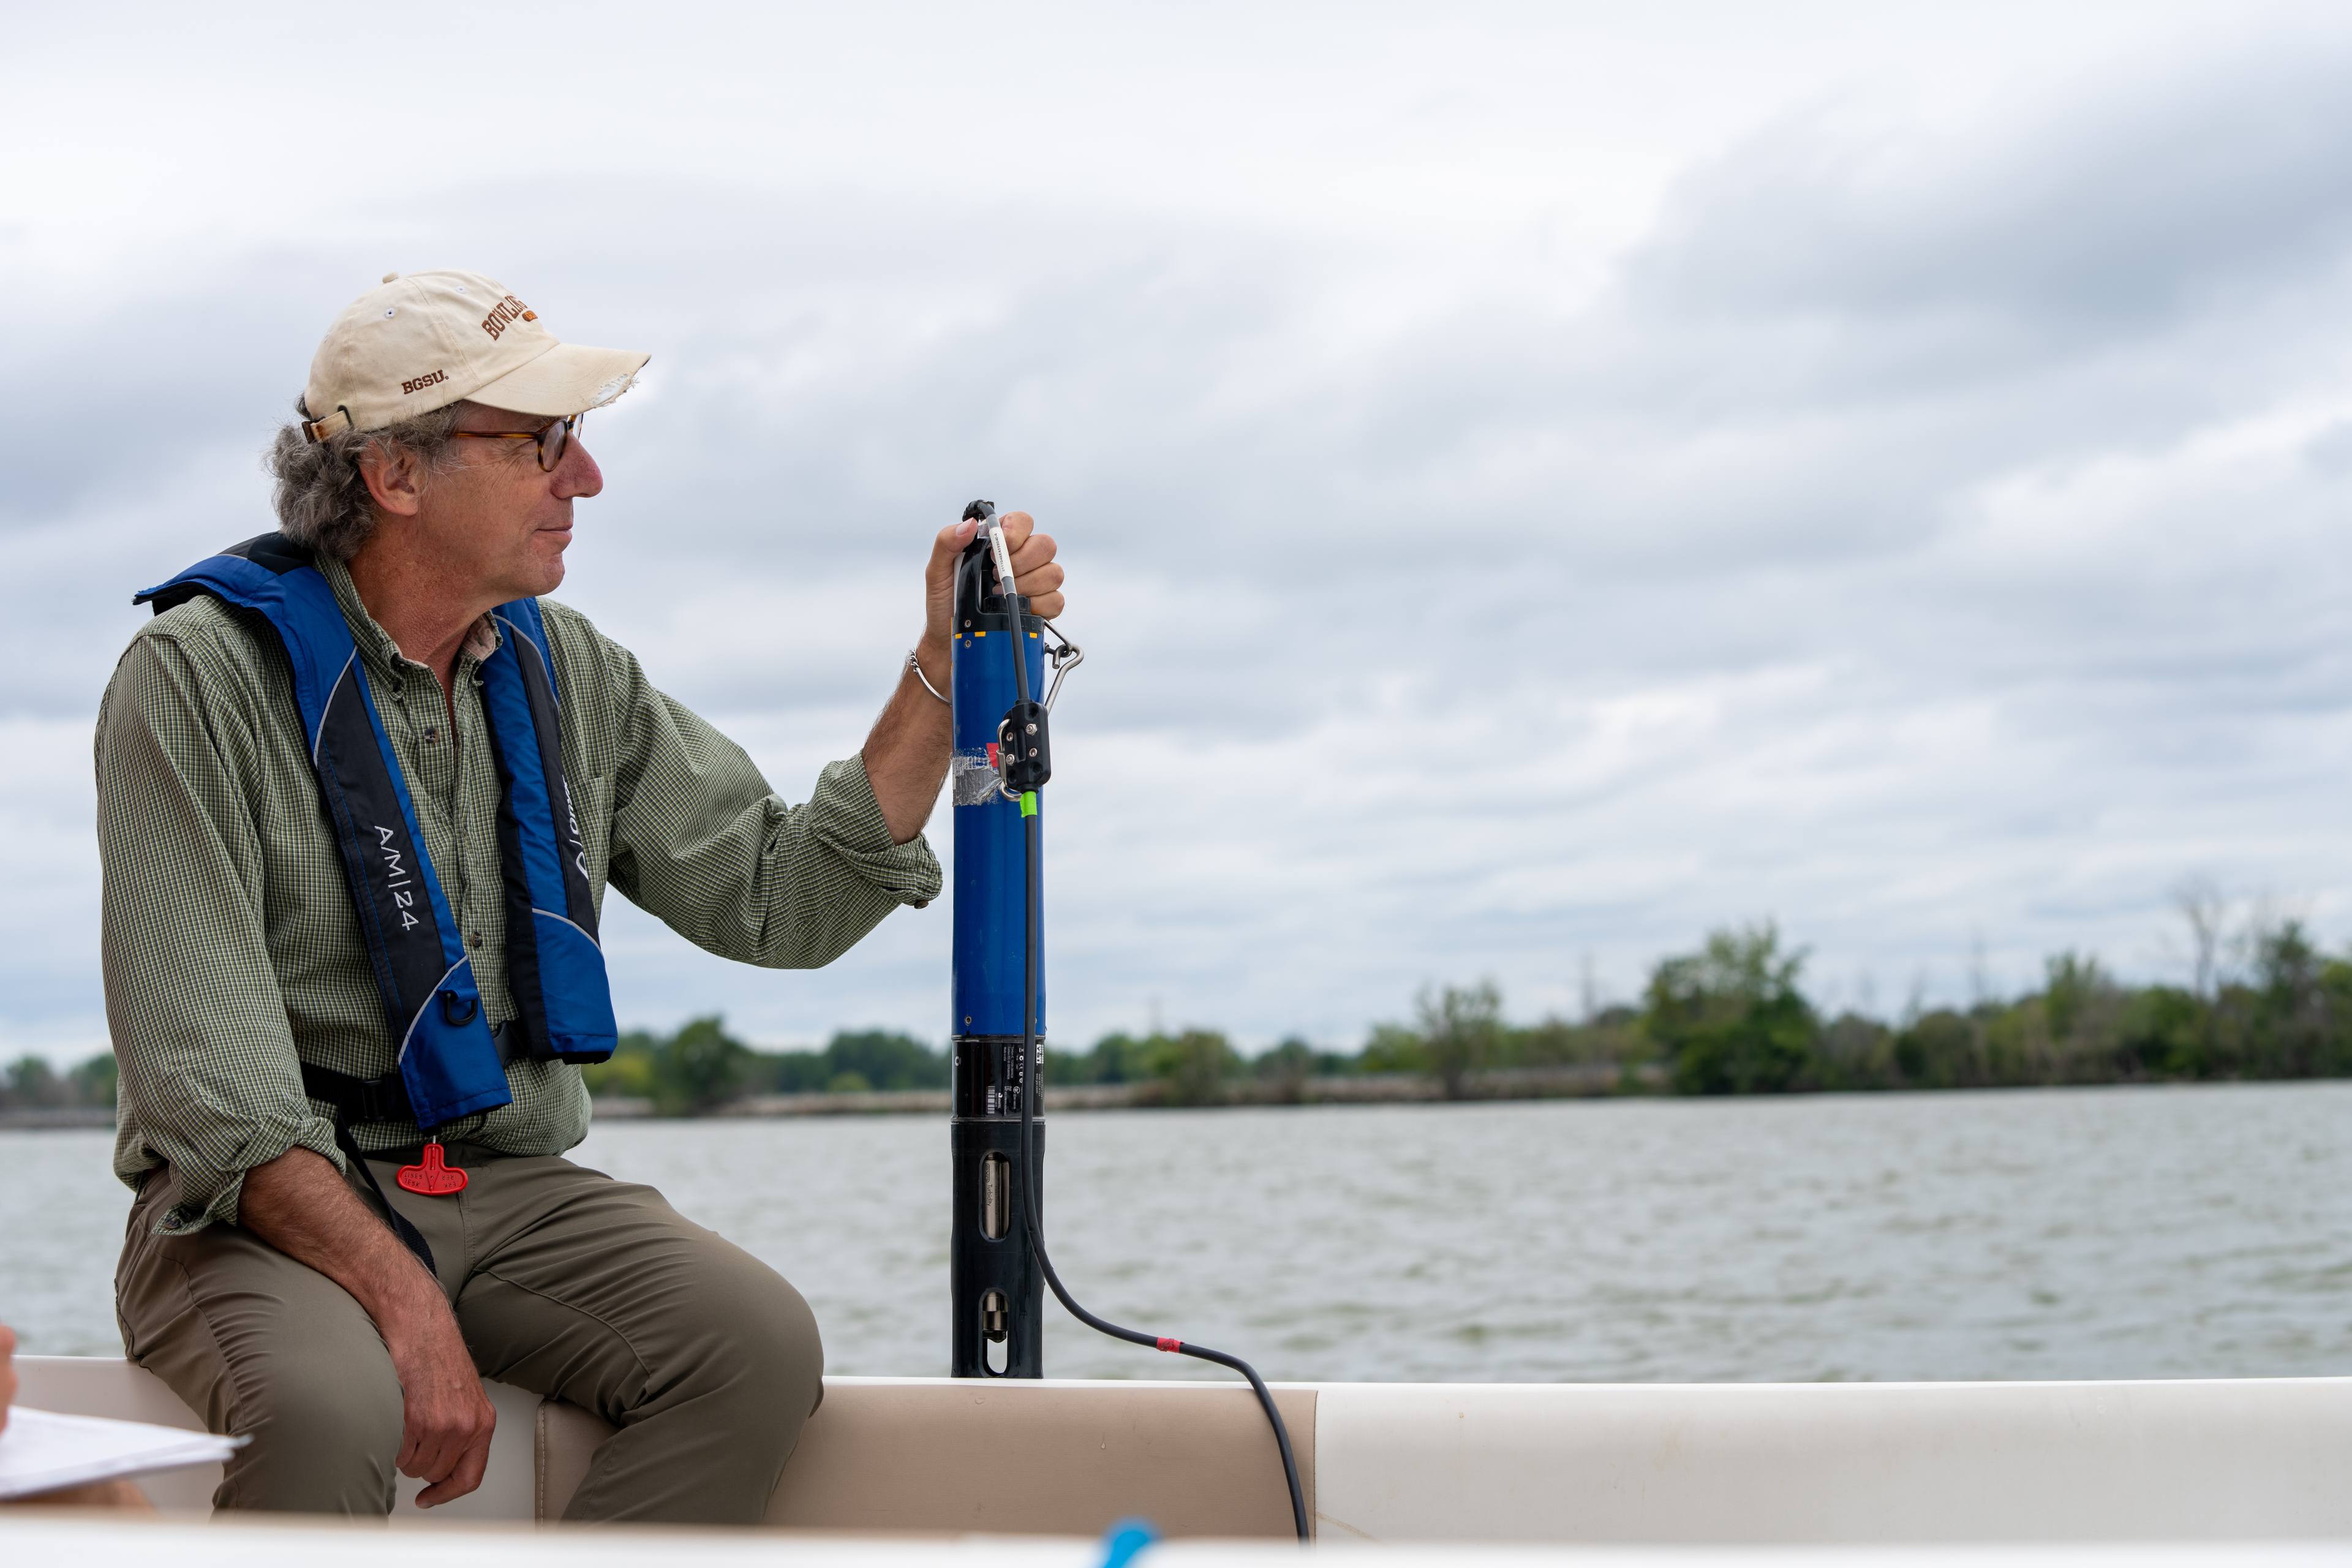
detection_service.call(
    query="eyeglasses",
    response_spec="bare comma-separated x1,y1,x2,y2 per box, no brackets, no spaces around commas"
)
451,412,582,472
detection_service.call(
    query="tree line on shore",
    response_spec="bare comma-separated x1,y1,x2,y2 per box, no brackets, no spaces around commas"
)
10,907,2347,1116
0,1052,115,1114
566,907,2352,1112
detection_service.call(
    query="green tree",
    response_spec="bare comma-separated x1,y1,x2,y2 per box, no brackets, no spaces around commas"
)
1643,924,1817,1095
770,1049,831,1094
1510,1014,1618,1068
581,1042,662,1100
1254,1036,1322,1101
2043,951,2109,1046
1893,1008,1975,1088
1359,1022,1428,1074
1813,1011,1894,1090
4,1055,64,1109
70,1052,119,1109
2250,919,2330,1077
661,1015,755,1114
2116,985,2204,1078
2322,956,2352,1077
823,1029,948,1090
1503,1005,1652,1083
1145,1030,1239,1106
1051,1032,1156,1087
1417,980,1503,1099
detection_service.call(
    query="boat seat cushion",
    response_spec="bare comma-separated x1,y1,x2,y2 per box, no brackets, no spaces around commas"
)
537,1378,1315,1537
15,1358,1314,1537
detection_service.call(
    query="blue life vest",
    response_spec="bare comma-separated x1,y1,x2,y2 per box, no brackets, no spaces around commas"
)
137,533,617,1131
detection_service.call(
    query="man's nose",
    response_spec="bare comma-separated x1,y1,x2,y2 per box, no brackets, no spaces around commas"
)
554,437,602,500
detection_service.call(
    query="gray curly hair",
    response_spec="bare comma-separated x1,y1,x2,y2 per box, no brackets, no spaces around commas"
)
263,398,475,561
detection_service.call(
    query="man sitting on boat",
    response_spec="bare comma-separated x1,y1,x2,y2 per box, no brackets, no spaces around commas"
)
92,270,1066,1520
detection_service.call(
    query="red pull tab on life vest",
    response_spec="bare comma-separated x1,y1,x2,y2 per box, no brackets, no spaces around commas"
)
396,1140,468,1197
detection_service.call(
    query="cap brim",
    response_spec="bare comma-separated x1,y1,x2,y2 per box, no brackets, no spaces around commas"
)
469,341,650,419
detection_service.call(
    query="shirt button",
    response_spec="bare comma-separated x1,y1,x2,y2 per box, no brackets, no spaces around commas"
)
469,932,483,949
424,728,439,744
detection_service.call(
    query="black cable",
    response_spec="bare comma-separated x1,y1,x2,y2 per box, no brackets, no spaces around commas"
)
997,549,1310,1542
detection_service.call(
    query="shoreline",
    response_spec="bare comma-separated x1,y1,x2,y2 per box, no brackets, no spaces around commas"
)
0,1065,1648,1131
0,1107,115,1131
14,1067,2350,1129
606,1063,1662,1118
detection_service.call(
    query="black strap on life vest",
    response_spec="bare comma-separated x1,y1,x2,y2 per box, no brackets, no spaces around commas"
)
300,1025,529,1275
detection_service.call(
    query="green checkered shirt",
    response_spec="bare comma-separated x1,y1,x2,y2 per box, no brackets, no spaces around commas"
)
96,550,941,1235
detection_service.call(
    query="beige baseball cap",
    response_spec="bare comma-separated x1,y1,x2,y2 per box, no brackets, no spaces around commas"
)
299,268,649,442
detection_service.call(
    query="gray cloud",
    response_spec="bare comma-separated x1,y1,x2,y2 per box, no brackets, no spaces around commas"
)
1628,43,2352,336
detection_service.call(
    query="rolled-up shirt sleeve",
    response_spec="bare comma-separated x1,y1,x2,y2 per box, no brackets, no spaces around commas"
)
96,632,342,1234
595,629,942,968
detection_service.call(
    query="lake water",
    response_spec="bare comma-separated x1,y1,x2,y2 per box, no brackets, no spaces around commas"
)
7,1082,2351,1383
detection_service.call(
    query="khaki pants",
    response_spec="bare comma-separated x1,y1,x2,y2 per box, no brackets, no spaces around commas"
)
115,1145,823,1522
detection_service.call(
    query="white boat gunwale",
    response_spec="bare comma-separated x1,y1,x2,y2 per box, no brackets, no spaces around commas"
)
14,1356,2352,1544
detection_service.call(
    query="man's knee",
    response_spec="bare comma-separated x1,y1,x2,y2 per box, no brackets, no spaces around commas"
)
614,1231,824,1454
216,1338,405,1513
687,1244,825,1424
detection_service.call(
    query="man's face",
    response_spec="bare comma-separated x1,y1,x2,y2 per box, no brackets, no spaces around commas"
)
413,402,603,601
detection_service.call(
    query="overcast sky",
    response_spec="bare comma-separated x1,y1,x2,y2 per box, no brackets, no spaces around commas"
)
4,1,2350,1058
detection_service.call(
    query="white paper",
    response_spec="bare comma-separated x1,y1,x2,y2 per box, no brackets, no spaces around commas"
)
0,1406,244,1499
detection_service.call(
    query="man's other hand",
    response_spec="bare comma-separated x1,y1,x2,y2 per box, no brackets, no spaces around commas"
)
239,1147,497,1507
381,1302,498,1507
923,510,1066,649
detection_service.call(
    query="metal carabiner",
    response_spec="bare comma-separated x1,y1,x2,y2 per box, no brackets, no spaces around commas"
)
1040,622,1084,712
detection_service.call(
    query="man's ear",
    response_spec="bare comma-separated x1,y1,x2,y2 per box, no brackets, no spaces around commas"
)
358,439,427,519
